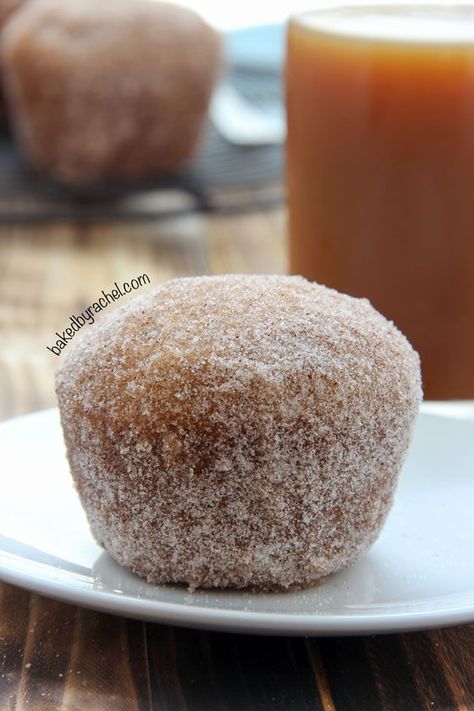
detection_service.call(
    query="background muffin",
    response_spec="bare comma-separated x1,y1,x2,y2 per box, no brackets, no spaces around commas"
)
0,0,24,121
2,0,221,183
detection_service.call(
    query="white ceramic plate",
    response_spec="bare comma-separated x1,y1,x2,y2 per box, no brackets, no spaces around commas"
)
0,405,473,636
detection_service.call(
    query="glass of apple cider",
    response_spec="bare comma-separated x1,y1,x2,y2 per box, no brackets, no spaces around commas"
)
286,5,474,399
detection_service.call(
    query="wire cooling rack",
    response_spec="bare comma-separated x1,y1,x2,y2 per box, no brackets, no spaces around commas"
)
0,66,284,222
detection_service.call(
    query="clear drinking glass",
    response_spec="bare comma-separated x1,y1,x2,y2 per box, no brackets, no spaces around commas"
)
286,4,474,399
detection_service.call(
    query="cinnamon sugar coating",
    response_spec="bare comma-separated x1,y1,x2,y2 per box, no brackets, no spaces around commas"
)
56,275,422,591
2,0,221,183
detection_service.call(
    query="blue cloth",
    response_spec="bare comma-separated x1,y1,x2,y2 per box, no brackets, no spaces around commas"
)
226,23,285,72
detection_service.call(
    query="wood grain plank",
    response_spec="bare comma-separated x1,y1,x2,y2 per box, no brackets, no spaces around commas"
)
399,632,456,710
0,583,31,710
172,628,227,711
429,626,474,710
365,634,425,710
205,210,286,275
316,637,382,711
304,640,336,711
202,633,323,711
145,625,187,710
125,619,153,711
60,606,148,710
16,594,76,710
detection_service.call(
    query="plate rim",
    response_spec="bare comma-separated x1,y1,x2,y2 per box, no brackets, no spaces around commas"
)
1,557,473,636
0,405,473,636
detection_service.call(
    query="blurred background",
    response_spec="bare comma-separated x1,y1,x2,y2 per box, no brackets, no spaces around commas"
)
2,0,474,418
0,0,295,419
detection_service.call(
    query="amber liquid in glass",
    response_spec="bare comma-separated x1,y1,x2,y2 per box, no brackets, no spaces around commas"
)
287,5,474,399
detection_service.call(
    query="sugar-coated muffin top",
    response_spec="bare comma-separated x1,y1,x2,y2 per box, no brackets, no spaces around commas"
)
57,273,422,424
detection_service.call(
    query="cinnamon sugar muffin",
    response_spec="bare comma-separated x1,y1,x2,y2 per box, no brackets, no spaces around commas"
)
0,0,25,121
2,0,221,183
56,275,422,591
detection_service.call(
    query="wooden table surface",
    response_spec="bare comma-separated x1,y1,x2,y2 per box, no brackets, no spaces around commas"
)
0,209,473,711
